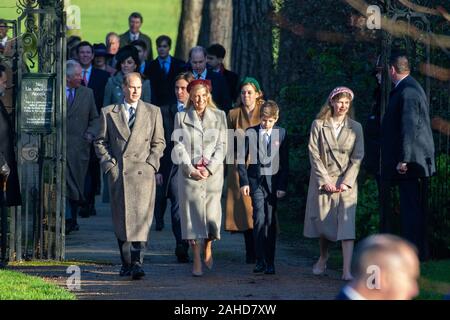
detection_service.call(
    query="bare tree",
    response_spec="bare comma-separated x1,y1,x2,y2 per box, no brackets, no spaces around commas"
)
232,0,276,96
209,0,233,67
175,0,205,61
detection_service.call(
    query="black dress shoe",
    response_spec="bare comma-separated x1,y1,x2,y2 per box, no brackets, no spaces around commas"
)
265,265,275,275
78,206,90,218
119,264,131,277
175,244,189,263
253,262,266,273
131,264,145,280
246,255,256,264
155,222,164,231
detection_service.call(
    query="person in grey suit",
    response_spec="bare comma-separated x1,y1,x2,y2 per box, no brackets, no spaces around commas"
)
380,53,435,261
65,60,99,233
119,12,153,61
94,72,165,280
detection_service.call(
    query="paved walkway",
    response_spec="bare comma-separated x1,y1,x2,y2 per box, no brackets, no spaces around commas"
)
14,197,344,300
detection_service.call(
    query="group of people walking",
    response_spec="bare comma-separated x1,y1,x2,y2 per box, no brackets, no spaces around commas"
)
0,11,435,289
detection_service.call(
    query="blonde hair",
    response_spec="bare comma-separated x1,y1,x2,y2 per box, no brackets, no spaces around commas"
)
260,100,279,119
316,92,353,120
186,84,217,110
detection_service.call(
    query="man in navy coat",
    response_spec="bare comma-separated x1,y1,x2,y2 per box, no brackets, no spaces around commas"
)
380,53,435,261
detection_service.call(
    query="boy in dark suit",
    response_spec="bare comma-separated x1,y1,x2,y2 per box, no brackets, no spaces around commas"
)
238,100,289,275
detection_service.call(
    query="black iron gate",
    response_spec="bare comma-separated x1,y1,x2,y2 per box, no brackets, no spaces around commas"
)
1,0,66,262
381,0,450,257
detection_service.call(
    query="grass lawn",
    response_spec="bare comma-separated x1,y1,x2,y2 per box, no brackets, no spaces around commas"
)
0,269,76,300
0,0,181,57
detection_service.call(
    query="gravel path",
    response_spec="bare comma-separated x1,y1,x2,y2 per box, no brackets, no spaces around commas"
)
11,198,344,300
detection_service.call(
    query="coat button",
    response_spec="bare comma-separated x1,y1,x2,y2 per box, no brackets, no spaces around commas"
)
124,155,128,158
145,138,149,141
124,172,127,175
138,171,142,175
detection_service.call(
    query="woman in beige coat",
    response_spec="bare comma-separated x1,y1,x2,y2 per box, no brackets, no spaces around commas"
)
225,77,264,264
303,86,364,281
173,79,227,276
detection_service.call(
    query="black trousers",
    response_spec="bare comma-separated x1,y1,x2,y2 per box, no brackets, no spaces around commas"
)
117,239,146,266
380,177,429,261
154,185,167,228
399,178,429,261
167,168,189,250
250,182,277,266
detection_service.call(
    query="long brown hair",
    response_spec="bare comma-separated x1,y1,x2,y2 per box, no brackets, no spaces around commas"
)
234,82,264,109
316,92,354,120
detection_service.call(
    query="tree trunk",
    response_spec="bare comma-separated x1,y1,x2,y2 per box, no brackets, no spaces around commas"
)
232,0,275,97
208,0,233,68
175,0,205,61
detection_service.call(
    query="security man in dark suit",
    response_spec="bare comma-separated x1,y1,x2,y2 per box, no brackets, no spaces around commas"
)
238,101,289,275
380,53,435,261
154,71,194,262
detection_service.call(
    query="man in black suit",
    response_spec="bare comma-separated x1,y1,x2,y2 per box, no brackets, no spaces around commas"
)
380,53,435,261
0,64,21,208
336,234,419,300
154,71,194,262
146,35,186,107
238,101,289,275
207,44,239,103
189,46,232,113
76,41,110,217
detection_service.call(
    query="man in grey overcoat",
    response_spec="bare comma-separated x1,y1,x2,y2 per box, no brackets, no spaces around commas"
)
66,60,99,233
94,72,165,279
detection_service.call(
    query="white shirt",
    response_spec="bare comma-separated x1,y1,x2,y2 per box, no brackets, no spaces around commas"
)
193,69,207,80
82,65,92,84
342,285,367,300
129,32,140,41
123,100,138,121
330,118,345,138
260,126,273,145
394,74,408,88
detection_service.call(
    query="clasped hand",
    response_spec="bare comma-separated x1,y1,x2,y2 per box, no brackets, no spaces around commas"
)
189,169,210,180
322,183,349,193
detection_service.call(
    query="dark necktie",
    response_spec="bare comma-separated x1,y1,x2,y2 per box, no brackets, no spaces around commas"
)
67,89,75,106
128,106,136,129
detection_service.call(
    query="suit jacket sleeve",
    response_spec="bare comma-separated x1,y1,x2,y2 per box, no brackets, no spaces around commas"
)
145,107,166,172
94,108,116,174
103,79,113,107
86,89,100,136
342,123,364,187
173,113,196,176
308,120,332,188
237,132,250,187
142,80,152,104
277,130,289,192
205,111,228,176
400,92,420,163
